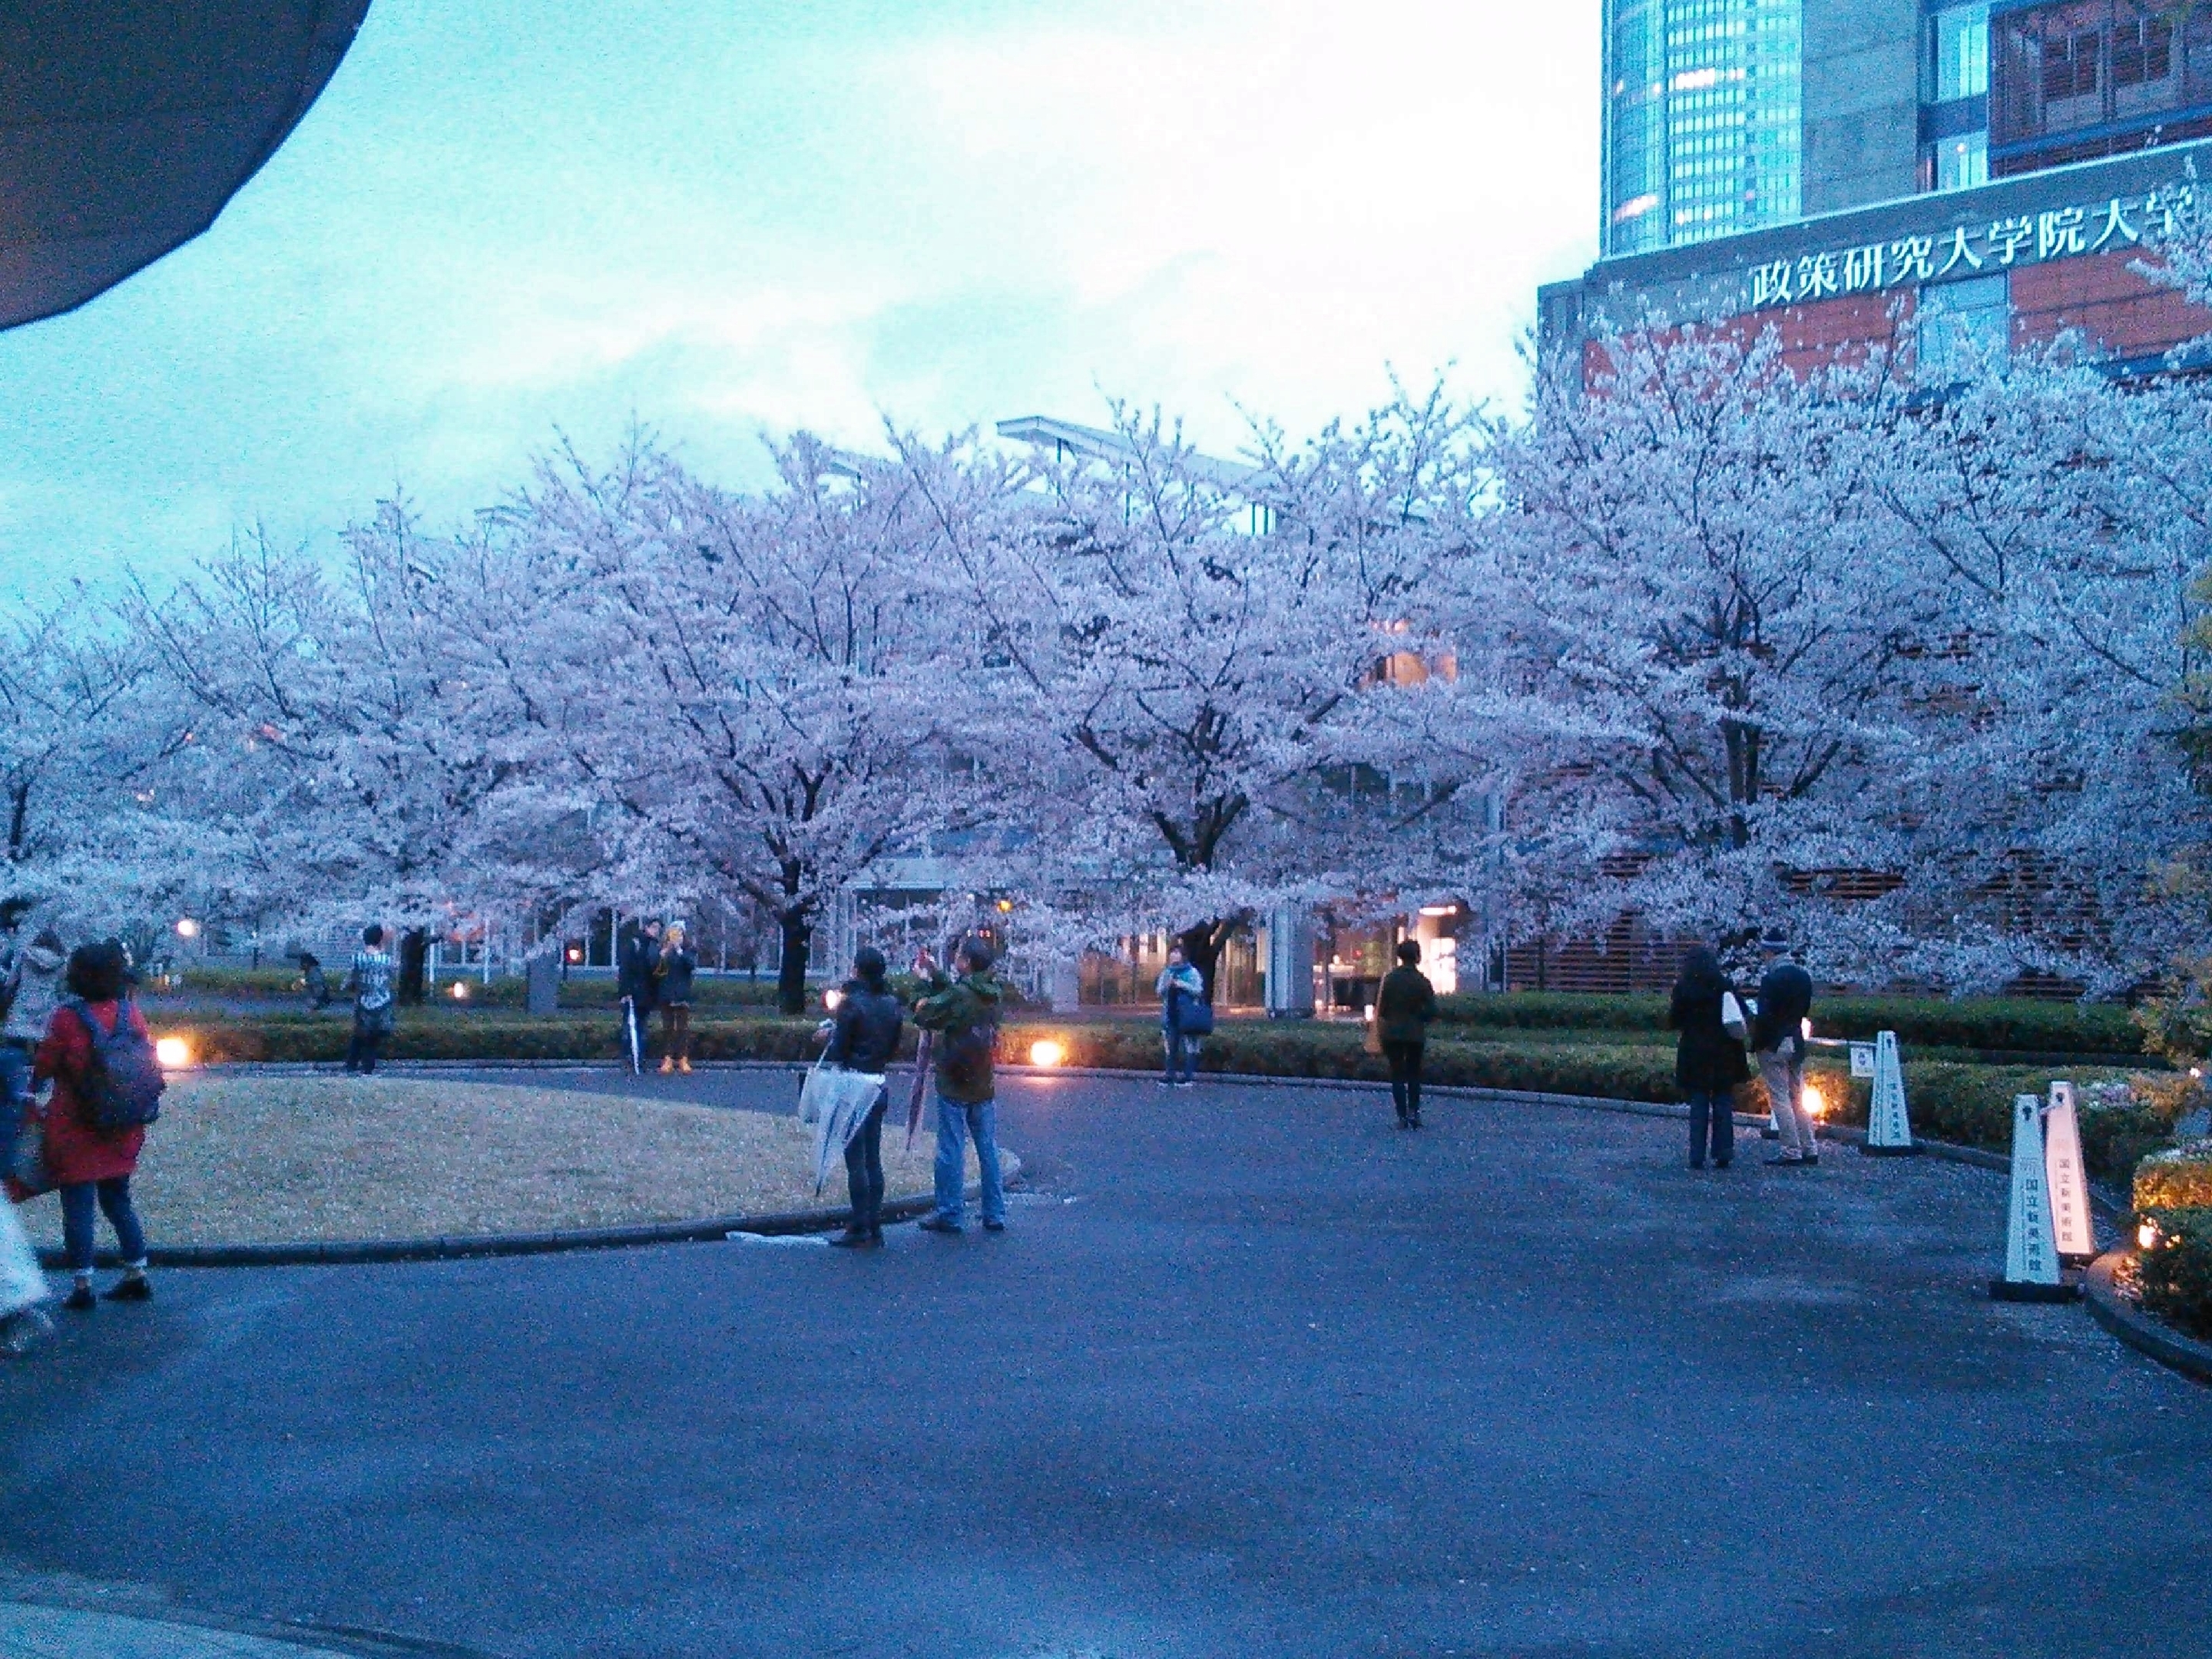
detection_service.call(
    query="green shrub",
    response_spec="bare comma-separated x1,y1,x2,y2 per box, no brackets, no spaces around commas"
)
144,968,792,1011
2134,1143,2212,1211
1430,992,2144,1055
2137,1207,2212,1339
154,1008,2151,1177
159,1012,824,1065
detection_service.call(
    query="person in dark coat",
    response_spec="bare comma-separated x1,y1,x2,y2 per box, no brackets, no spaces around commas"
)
823,947,903,1248
1376,941,1439,1129
615,919,662,1073
32,940,152,1310
1668,945,1750,1169
1749,929,1819,1165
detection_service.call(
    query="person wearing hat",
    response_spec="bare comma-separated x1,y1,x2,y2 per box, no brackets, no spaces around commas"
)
1749,930,1818,1165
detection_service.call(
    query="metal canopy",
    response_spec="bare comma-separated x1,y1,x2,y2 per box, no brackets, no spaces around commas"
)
0,1,371,330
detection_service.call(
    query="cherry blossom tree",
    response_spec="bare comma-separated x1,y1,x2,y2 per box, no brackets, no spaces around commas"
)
900,396,1482,998
508,436,973,1015
127,510,581,962
0,591,183,934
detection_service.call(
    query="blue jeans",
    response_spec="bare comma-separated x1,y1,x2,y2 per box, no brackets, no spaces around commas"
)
1687,1090,1734,1168
843,1096,887,1232
932,1094,1005,1228
1163,1027,1197,1083
61,1177,147,1273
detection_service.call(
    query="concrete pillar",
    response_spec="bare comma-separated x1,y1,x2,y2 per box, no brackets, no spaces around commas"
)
1265,906,1315,1018
1048,959,1081,1014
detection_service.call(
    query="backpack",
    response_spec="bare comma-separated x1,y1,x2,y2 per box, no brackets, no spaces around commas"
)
937,1013,998,1096
66,997,165,1131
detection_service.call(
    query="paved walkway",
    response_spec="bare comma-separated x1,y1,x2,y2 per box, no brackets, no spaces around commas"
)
0,1604,354,1657
3,1072,2210,1657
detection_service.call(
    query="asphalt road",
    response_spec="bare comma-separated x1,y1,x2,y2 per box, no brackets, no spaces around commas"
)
2,1071,2207,1659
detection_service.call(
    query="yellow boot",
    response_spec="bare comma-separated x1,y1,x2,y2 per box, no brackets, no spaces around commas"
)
677,1057,692,1075
658,1056,674,1075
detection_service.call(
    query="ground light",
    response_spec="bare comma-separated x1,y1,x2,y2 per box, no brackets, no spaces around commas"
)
1029,1038,1067,1068
1802,1081,1827,1119
154,1036,191,1068
2140,1217,2165,1251
823,988,843,1012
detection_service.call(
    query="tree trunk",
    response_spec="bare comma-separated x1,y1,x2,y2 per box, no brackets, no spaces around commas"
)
397,928,429,1005
777,912,812,1016
1178,919,1235,1005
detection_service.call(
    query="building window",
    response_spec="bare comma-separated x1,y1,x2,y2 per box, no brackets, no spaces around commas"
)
2113,15,2174,87
2041,28,2101,104
1929,2,1992,101
1916,272,2011,382
1928,129,1988,189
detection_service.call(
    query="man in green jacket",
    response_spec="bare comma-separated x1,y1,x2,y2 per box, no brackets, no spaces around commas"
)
910,937,1008,1234
1376,940,1438,1129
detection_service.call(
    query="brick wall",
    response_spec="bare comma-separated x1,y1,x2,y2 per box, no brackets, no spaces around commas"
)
2008,249,2212,357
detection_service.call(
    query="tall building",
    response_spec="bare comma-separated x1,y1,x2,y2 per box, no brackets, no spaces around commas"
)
1555,0,2212,380
1604,0,2212,258
1602,0,1805,256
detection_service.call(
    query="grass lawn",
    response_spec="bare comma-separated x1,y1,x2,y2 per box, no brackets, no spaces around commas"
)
16,1075,976,1249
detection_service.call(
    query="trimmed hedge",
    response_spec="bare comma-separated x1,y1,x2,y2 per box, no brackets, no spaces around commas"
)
2134,1143,2212,1212
2136,1207,2212,1339
144,969,789,1011
155,1009,2165,1180
1431,992,2144,1056
160,1013,825,1065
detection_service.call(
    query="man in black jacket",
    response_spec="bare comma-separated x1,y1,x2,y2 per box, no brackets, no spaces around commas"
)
1750,931,1818,1165
825,947,902,1248
616,919,661,1075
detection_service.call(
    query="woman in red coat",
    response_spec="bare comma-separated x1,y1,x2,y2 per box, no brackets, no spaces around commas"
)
32,940,151,1311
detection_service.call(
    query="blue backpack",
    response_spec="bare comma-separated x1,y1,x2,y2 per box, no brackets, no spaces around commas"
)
66,997,166,1131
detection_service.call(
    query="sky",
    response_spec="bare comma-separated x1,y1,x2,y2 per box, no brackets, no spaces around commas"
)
0,0,1599,598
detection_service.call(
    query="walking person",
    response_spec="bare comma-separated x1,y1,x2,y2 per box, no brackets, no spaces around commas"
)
1,924,65,1172
1669,945,1750,1170
1377,941,1439,1129
617,919,662,1075
911,938,1008,1236
344,925,396,1075
34,940,157,1312
656,923,696,1075
0,913,57,1353
1156,945,1204,1088
1750,929,1819,1166
823,948,902,1248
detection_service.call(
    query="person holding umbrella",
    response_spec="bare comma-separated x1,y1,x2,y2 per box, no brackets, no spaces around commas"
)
820,947,902,1248
616,919,661,1075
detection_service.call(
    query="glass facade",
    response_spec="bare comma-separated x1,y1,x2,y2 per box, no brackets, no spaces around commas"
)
1602,0,1803,256
1922,3,1992,193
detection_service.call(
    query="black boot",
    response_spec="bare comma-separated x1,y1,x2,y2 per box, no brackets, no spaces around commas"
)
827,1227,876,1249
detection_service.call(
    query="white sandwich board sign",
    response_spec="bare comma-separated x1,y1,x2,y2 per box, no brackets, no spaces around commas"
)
2043,1081,2095,1262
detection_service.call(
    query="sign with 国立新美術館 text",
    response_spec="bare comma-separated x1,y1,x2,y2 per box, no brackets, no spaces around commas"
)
1743,185,2196,312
